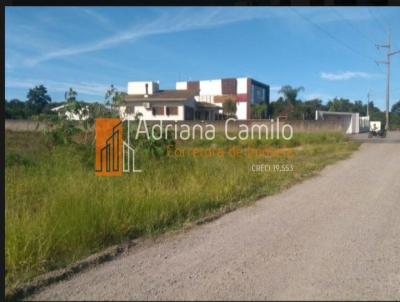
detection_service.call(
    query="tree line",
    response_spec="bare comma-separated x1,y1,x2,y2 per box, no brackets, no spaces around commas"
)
6,84,400,129
5,84,124,120
248,85,400,129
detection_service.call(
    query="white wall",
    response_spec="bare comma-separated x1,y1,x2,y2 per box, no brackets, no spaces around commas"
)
65,108,89,121
174,78,259,120
315,111,360,134
199,79,222,96
359,116,370,132
236,102,247,120
195,95,214,103
342,113,360,134
237,77,248,94
53,105,89,121
352,113,360,134
176,82,187,90
127,81,159,95
120,105,184,121
177,78,249,95
120,99,196,121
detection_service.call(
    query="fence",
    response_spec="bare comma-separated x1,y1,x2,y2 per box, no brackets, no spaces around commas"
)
5,119,346,133
5,120,48,132
144,119,345,133
5,120,91,132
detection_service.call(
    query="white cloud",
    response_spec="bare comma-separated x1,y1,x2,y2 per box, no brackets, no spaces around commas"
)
81,8,117,32
320,71,380,81
24,8,270,66
5,78,124,97
16,8,378,68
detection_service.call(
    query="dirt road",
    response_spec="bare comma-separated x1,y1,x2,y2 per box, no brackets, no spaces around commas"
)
29,132,400,300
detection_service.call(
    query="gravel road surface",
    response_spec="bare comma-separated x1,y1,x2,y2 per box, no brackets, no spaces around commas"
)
29,132,400,301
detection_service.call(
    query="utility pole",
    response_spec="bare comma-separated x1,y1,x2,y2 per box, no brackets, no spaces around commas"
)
376,29,400,131
367,90,370,117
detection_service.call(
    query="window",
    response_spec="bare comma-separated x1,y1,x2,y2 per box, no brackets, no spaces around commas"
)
125,105,135,114
252,85,266,103
152,106,164,116
166,106,178,116
184,106,194,120
259,88,265,100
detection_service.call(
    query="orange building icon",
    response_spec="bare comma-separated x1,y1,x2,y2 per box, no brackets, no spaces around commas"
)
95,118,123,176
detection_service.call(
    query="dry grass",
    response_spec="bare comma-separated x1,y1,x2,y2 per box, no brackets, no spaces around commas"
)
5,130,359,290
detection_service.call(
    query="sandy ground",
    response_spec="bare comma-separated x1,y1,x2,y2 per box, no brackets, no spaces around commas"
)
29,132,400,301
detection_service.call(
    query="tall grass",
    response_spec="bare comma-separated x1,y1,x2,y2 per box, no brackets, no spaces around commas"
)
5,130,358,290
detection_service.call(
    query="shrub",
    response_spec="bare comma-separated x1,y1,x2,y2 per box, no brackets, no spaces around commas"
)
5,152,35,168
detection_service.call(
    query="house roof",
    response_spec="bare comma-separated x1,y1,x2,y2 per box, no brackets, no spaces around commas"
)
317,110,356,116
51,104,67,112
50,102,92,112
124,89,199,102
196,102,221,110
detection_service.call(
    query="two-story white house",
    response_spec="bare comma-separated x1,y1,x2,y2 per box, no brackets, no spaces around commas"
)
51,104,90,121
176,77,269,120
120,77,270,121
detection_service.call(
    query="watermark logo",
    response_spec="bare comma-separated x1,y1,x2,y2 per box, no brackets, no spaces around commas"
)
95,117,294,176
95,118,141,176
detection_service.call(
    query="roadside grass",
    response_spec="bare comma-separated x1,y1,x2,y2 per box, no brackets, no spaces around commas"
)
5,130,359,291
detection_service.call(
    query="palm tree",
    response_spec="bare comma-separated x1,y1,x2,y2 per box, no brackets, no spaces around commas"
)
65,88,77,103
278,85,304,105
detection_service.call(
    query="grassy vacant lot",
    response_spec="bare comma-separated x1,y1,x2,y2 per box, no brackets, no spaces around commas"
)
5,129,359,291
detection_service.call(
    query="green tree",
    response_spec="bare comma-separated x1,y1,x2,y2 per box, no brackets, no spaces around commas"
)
105,84,126,117
287,104,301,120
272,85,305,119
367,101,385,125
268,97,285,118
391,100,400,114
278,85,304,105
353,100,366,115
301,99,328,120
327,98,368,115
327,97,354,112
26,85,52,115
105,84,126,107
252,103,268,119
64,88,84,118
222,99,237,117
5,99,27,119
88,102,112,118
64,87,77,103
390,100,400,129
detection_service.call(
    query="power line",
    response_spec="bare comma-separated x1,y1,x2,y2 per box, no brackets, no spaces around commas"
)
367,8,388,36
332,8,376,47
368,8,399,50
375,29,400,130
331,8,384,73
292,8,378,66
372,9,390,33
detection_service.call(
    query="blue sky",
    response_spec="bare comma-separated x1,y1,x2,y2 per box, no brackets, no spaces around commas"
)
5,7,400,109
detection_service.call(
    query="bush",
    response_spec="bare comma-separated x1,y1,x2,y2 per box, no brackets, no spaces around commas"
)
132,126,176,159
5,152,35,168
42,120,80,147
